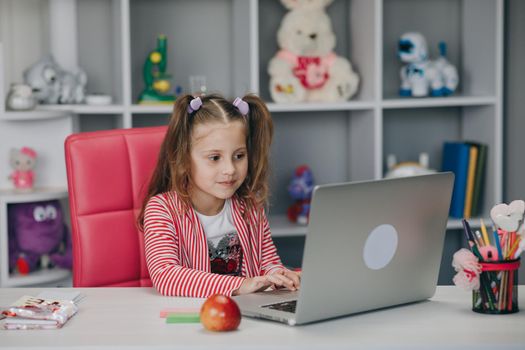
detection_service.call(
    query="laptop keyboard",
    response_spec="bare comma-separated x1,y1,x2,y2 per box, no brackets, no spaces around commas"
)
262,300,297,313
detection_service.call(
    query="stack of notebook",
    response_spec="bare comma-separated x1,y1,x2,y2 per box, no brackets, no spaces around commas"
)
441,141,487,219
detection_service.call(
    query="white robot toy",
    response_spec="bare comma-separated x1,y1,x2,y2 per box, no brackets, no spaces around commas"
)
398,32,458,97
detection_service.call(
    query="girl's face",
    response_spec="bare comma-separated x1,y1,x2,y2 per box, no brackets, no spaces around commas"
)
189,120,248,215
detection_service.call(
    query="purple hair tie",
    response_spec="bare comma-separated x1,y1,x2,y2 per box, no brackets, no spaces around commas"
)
233,97,249,116
187,97,202,114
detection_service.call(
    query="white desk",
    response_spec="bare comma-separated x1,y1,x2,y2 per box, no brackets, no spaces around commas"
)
1,286,524,349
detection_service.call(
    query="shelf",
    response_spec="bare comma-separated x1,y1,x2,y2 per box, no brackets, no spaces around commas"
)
36,104,125,114
0,187,69,203
269,215,492,237
129,104,173,114
130,101,376,114
5,268,71,288
447,217,491,230
31,97,496,115
0,109,71,121
269,215,307,237
267,101,376,113
381,96,497,109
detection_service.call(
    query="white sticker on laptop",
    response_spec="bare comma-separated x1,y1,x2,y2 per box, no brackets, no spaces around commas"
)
363,224,398,270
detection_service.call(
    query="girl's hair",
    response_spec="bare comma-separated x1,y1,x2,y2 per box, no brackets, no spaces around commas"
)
137,93,273,230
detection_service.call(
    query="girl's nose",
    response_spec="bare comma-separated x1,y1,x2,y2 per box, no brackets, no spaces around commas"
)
222,160,235,175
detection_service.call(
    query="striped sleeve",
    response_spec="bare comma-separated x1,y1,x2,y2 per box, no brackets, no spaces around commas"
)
258,208,286,276
143,195,245,297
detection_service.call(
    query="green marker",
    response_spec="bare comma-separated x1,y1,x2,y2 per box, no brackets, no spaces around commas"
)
166,313,201,324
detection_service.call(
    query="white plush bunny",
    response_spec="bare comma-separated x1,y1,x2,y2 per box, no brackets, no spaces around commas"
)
268,0,359,103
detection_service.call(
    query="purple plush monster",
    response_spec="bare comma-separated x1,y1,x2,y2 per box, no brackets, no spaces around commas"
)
287,165,315,225
8,200,72,274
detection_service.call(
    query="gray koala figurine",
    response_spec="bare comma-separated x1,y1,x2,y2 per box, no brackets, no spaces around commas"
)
23,55,87,104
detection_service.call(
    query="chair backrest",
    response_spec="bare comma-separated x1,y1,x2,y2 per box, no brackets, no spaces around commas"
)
65,126,167,287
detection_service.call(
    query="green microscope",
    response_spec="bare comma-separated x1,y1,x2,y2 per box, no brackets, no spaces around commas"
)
138,34,175,104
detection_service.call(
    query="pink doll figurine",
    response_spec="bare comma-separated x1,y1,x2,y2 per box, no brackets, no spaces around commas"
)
8,147,37,191
287,165,315,225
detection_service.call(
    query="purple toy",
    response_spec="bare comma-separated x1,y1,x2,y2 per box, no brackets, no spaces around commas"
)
287,165,315,225
8,200,72,275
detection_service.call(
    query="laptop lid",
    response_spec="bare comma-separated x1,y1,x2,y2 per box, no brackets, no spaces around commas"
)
294,173,454,324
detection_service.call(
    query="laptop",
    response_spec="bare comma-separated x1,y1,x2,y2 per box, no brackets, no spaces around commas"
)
233,172,454,325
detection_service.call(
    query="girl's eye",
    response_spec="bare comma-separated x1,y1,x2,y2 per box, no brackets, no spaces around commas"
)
208,155,220,161
234,153,246,160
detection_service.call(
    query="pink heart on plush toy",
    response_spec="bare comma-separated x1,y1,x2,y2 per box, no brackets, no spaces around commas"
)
305,64,327,87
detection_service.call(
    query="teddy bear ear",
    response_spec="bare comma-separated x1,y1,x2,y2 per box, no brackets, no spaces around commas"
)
281,0,334,10
280,0,300,10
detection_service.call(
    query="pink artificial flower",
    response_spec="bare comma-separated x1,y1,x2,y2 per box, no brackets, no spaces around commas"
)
452,248,480,272
453,269,481,291
452,248,482,291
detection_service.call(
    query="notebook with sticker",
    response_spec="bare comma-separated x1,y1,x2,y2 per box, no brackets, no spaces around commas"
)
233,173,454,325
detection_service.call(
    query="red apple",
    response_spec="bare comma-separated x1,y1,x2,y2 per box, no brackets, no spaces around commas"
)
200,294,241,332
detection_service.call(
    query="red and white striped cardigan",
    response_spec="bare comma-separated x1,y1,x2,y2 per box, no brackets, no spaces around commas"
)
143,191,285,297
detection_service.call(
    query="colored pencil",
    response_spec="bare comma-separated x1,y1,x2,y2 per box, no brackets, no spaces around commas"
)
480,219,490,246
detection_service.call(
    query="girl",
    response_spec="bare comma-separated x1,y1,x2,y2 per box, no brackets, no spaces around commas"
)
138,94,301,297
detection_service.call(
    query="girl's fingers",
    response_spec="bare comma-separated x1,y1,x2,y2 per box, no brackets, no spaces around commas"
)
266,274,286,288
268,273,296,290
283,270,301,288
253,277,272,293
275,269,301,288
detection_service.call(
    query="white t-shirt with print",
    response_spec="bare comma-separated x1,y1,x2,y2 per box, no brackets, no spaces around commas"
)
195,199,243,276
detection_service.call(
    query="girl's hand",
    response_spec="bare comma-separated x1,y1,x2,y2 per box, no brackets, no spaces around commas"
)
232,276,272,296
232,270,301,296
270,269,301,291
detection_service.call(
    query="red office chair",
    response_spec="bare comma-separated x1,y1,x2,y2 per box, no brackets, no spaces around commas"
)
65,126,167,287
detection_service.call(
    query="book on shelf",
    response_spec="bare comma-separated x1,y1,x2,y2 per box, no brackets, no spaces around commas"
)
441,141,487,219
463,144,478,219
1,295,79,330
471,143,487,217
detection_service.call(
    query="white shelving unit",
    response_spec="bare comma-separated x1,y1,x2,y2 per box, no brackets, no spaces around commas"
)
0,0,503,241
0,40,74,286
